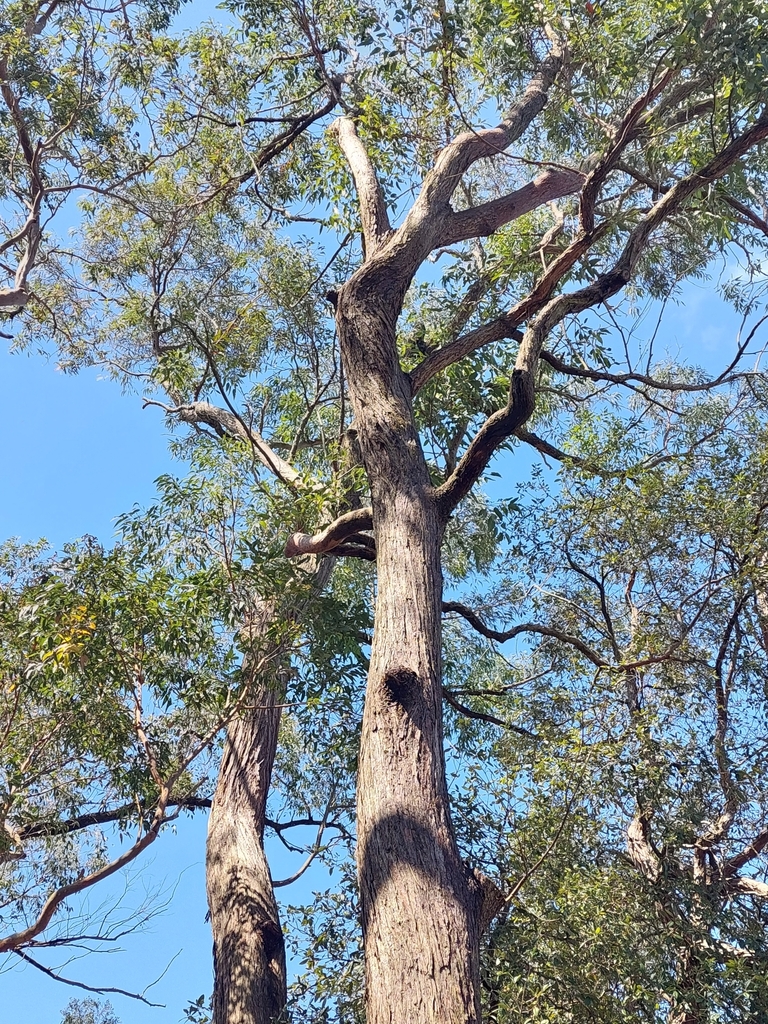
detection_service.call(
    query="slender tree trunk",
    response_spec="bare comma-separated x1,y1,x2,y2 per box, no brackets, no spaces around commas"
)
339,283,484,1024
207,663,287,1024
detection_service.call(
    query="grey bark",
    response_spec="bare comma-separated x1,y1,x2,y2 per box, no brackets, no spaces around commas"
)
207,636,287,1024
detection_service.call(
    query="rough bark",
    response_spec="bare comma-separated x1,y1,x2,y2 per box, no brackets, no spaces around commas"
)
338,279,484,1024
207,644,287,1024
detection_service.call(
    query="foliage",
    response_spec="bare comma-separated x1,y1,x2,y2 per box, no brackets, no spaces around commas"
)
60,998,120,1024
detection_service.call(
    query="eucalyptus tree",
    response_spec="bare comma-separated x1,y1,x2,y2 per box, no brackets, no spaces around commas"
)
6,1,768,1022
0,0,194,314
454,386,768,1024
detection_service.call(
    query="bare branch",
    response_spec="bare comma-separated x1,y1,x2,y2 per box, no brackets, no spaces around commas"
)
442,600,608,667
273,792,333,887
0,800,170,953
12,949,163,1007
513,426,586,466
539,347,753,394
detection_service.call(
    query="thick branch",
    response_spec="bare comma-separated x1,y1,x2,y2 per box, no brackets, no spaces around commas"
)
413,38,566,215
433,107,768,510
722,194,768,238
725,875,768,899
439,168,584,248
435,368,535,515
285,506,373,557
627,811,662,883
724,826,768,876
411,319,523,393
0,286,30,308
579,68,676,233
331,118,392,254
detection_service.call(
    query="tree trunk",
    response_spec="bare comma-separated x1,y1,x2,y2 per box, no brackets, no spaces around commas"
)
338,281,484,1024
668,945,707,1024
207,678,287,1024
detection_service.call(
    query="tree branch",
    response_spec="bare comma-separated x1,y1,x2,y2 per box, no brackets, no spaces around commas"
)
285,506,374,557
12,949,163,1007
725,875,768,899
441,686,537,737
234,92,339,186
626,811,662,883
579,67,677,233
513,426,585,466
16,797,212,841
724,826,768,877
0,286,31,308
538,348,751,393
149,399,303,488
411,223,607,393
413,36,567,216
438,168,584,248
431,107,768,512
0,798,171,953
435,367,536,516
441,600,608,667
331,117,392,255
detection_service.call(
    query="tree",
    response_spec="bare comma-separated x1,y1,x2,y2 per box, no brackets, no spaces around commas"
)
6,1,768,1022
460,387,768,1023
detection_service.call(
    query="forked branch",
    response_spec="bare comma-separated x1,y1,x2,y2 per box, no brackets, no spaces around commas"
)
433,107,768,513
